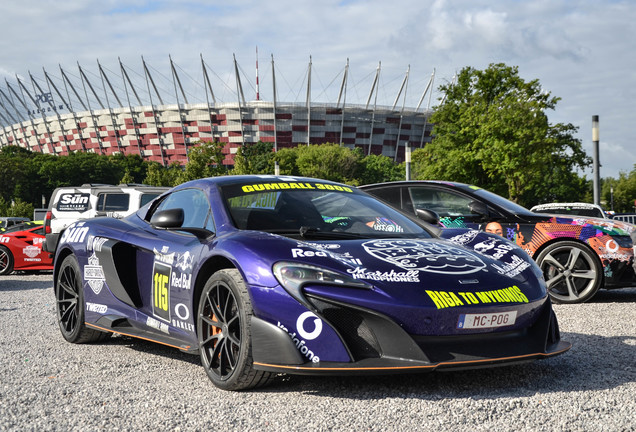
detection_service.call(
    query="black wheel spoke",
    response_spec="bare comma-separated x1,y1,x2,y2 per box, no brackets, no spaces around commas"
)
197,269,265,389
201,332,221,347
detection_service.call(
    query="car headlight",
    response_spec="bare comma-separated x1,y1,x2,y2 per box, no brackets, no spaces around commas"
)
273,262,372,304
611,235,634,248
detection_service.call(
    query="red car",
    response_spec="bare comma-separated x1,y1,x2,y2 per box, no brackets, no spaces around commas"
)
0,222,53,275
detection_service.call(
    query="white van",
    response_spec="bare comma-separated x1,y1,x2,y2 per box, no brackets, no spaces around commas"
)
43,184,168,253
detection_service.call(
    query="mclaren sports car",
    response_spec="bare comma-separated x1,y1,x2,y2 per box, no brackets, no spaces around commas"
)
53,175,570,390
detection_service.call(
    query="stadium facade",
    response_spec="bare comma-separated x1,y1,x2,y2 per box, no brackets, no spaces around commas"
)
0,56,436,166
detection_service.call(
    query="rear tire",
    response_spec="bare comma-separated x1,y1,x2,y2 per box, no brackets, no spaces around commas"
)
55,254,110,343
197,269,275,391
0,246,14,275
536,241,602,304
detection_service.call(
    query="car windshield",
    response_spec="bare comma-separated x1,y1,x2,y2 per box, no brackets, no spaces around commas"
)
221,180,433,239
2,222,41,233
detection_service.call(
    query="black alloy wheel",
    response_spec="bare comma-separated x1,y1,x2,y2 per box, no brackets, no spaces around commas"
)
197,269,274,391
0,246,14,275
536,241,602,304
55,254,110,343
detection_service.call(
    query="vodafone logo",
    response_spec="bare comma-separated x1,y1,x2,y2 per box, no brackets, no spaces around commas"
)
296,311,323,340
605,240,619,253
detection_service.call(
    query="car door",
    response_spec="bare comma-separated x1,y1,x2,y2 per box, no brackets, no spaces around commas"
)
403,184,535,248
132,188,215,338
400,184,504,230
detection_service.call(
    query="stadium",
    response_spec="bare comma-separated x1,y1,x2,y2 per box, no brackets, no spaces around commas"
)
0,54,436,166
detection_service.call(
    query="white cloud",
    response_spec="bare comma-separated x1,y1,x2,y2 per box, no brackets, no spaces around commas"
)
0,0,634,177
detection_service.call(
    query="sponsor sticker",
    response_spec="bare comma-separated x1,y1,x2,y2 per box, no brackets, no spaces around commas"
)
84,252,105,294
23,245,41,258
241,182,353,194
363,239,487,275
56,193,90,211
276,312,323,363
86,302,108,314
152,261,171,322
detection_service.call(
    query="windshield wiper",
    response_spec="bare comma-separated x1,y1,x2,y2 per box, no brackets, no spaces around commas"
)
299,226,366,240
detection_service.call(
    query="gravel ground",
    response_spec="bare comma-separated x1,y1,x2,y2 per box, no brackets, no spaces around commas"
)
1,273,635,432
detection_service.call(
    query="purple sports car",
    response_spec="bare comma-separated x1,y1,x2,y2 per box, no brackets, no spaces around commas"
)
53,175,570,390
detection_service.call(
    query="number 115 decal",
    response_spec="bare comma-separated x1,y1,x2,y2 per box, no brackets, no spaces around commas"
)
152,262,171,322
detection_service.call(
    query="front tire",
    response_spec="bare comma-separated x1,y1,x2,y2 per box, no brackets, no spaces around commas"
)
197,269,274,391
536,241,602,304
55,254,110,343
0,246,14,275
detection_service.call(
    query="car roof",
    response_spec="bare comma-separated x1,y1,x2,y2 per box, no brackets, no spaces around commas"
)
176,175,359,189
360,180,470,189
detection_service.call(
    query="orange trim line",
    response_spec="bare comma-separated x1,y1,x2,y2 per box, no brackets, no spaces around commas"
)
254,345,571,371
86,322,191,351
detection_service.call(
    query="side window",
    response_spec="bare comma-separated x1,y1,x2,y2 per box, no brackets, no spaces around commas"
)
408,187,475,218
140,192,162,207
154,189,213,230
367,187,413,213
97,193,130,212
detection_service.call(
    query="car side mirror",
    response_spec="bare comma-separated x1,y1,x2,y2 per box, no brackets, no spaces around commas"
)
150,208,184,228
415,208,440,225
468,201,489,217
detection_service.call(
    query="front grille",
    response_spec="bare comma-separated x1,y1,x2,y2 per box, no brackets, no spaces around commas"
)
307,296,381,360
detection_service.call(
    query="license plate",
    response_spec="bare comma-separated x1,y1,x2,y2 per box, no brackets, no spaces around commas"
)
457,311,517,329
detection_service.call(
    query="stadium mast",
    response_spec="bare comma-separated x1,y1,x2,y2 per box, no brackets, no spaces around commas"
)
393,65,410,161
77,62,106,155
0,87,27,148
50,66,87,151
255,46,260,101
417,69,435,148
6,78,44,153
271,54,278,153
366,62,381,155
337,58,349,147
142,56,167,166
30,71,70,153
169,55,189,160
97,59,123,154
119,58,144,157
233,54,246,146
306,56,311,146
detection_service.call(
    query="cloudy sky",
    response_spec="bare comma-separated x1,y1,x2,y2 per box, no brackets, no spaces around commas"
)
1,0,634,178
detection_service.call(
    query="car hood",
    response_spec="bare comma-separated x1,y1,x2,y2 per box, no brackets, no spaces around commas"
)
222,230,546,307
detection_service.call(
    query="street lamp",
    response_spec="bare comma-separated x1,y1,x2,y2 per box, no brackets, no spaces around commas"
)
592,115,600,206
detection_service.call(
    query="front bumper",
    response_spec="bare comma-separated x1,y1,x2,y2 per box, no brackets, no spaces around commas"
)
251,295,570,375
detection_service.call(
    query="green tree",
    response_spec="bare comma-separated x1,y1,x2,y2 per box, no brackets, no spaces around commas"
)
120,169,135,184
233,141,275,175
273,147,300,176
0,147,29,203
1,198,34,218
602,165,636,213
293,144,361,184
143,161,183,187
414,63,591,206
109,153,150,184
179,140,227,182
38,152,122,189
358,153,404,185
